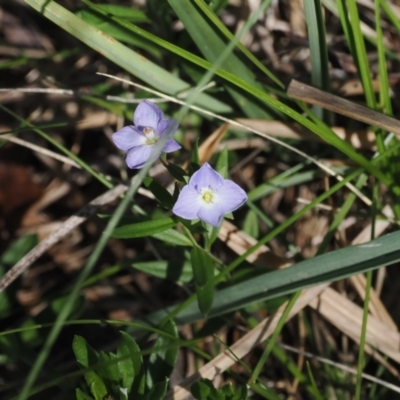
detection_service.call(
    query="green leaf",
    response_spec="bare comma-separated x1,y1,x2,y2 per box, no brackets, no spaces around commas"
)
1,234,37,265
116,341,135,393
191,381,211,399
164,162,187,182
76,388,94,400
147,320,179,388
191,247,215,288
243,210,259,239
151,229,193,247
143,177,174,209
232,385,249,400
24,0,232,114
143,378,168,400
89,376,109,400
191,247,215,316
220,382,235,396
111,217,176,239
72,337,108,399
0,234,37,318
98,352,120,383
73,335,99,369
200,379,224,400
118,331,146,398
132,259,194,282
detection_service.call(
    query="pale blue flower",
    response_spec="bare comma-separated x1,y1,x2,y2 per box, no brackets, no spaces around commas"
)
172,163,247,227
112,100,181,169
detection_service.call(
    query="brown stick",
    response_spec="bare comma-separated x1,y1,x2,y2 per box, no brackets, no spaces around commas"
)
287,79,400,137
0,184,127,293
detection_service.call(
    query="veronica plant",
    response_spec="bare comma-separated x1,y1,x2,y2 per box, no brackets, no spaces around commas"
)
172,163,247,227
110,101,249,315
112,100,181,169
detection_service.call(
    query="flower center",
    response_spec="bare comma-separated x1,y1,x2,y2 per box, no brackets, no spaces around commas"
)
143,127,158,145
201,189,214,204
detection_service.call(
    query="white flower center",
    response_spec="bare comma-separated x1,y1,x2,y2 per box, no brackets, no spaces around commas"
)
143,127,158,145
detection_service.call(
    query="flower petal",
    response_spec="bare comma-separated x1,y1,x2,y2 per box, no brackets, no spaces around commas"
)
112,126,146,151
172,186,202,220
134,100,164,130
190,163,224,192
162,139,181,153
214,180,247,214
198,204,224,227
125,145,156,169
158,118,179,137
214,179,247,214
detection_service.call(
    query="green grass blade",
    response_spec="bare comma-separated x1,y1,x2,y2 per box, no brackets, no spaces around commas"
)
178,227,400,324
23,0,231,114
193,0,284,88
380,0,400,33
249,291,302,384
344,0,377,108
168,0,276,118
303,0,332,123
375,1,392,116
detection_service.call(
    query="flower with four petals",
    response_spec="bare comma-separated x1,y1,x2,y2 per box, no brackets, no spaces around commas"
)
172,163,247,227
112,100,181,169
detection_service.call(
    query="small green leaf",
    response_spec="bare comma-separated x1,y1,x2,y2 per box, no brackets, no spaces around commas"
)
132,259,194,282
116,342,134,393
151,229,193,247
191,381,211,399
198,378,224,400
191,247,215,288
118,332,146,397
164,162,188,182
143,177,174,209
231,385,249,400
220,382,234,396
1,234,37,265
98,352,119,383
243,210,259,239
111,218,176,239
147,320,179,388
195,283,214,317
72,336,108,399
73,336,99,368
143,378,168,400
76,388,94,400
89,376,109,400
0,234,38,318
191,247,215,316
